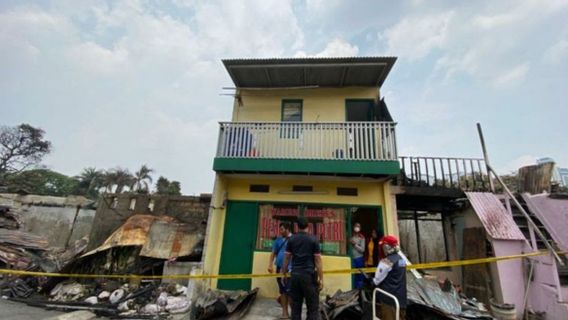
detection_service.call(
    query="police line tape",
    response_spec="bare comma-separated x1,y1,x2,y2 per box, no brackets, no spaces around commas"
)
0,250,565,280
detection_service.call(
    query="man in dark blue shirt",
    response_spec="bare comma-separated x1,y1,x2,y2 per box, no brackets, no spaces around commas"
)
268,222,292,319
282,217,323,320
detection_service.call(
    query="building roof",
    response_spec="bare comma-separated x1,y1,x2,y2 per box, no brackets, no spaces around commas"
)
465,192,526,241
222,56,397,88
522,193,568,251
82,214,202,259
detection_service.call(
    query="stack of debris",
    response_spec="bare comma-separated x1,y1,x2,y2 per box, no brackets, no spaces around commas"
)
11,281,192,318
320,275,493,320
2,213,207,318
192,288,259,320
0,206,50,270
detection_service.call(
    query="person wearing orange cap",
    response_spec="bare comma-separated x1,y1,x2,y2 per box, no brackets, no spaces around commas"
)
373,235,407,320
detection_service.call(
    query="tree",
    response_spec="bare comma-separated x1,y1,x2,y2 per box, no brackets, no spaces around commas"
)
131,164,153,193
111,168,134,194
155,176,171,195
0,124,52,174
3,169,79,196
76,167,104,199
168,181,181,196
155,176,181,195
101,168,134,194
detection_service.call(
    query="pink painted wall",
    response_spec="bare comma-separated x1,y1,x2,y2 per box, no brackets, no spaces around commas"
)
491,240,529,319
527,255,568,318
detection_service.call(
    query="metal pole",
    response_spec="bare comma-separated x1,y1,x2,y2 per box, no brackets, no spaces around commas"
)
476,123,496,192
477,123,563,265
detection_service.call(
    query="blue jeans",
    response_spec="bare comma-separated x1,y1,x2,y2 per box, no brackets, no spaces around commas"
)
352,256,365,289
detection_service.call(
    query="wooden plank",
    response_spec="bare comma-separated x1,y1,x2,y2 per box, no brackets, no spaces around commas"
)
462,227,492,306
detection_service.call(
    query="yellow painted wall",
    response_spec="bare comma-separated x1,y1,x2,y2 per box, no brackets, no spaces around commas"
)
202,175,227,289
232,87,379,122
226,176,385,206
251,251,352,298
202,174,398,293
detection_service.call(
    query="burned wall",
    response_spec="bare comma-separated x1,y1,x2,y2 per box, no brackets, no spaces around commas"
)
0,193,96,248
87,193,211,251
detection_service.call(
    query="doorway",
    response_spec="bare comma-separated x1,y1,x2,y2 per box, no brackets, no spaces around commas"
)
345,100,377,159
346,99,374,121
350,207,383,241
217,201,258,291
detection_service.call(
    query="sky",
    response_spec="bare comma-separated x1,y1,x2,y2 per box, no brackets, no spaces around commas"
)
1,0,567,195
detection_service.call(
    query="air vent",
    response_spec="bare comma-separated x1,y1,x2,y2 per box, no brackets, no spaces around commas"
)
250,184,270,193
337,187,358,196
292,185,313,192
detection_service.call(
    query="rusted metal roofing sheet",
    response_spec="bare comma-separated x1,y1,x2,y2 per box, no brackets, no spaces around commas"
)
82,214,201,259
465,192,525,240
522,193,568,251
223,56,397,88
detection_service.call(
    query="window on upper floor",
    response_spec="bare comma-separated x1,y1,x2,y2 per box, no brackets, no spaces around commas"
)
281,100,303,138
281,100,302,122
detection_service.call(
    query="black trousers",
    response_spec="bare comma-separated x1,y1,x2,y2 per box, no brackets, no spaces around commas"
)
289,272,320,320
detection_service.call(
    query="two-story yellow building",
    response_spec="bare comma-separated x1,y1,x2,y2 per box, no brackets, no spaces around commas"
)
203,57,400,298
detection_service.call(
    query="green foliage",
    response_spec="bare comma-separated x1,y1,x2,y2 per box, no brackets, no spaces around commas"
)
2,169,79,196
131,164,153,192
75,167,104,199
155,176,181,196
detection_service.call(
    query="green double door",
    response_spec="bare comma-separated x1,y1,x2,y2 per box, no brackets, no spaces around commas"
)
217,201,258,291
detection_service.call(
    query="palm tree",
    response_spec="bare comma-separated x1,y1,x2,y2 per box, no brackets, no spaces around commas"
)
112,168,134,194
77,167,103,197
131,165,153,192
101,170,118,193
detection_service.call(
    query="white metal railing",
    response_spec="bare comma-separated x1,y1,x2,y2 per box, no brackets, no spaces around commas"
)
216,122,398,161
373,288,400,320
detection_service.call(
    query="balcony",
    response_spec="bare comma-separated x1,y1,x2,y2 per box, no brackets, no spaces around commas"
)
213,122,400,176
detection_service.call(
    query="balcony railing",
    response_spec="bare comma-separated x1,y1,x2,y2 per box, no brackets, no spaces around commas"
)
216,122,398,161
396,156,490,191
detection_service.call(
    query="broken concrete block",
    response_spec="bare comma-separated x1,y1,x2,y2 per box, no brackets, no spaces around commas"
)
97,291,110,300
84,296,98,305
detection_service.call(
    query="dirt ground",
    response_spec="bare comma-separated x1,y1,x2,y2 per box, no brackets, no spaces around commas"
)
0,298,65,320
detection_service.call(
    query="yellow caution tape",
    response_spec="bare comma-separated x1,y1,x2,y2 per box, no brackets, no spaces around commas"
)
0,250,565,280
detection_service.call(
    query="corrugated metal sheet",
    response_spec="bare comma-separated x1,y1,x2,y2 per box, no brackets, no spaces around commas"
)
523,193,568,250
223,56,397,88
465,192,525,240
82,214,201,259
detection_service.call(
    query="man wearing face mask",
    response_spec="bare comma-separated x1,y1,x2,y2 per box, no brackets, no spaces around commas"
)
373,235,406,320
350,222,365,289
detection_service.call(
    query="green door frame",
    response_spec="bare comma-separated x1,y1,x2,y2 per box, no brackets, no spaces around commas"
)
217,201,259,291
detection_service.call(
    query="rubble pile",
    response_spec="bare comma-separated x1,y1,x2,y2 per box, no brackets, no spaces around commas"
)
320,274,494,320
192,288,258,320
0,206,50,270
10,281,192,318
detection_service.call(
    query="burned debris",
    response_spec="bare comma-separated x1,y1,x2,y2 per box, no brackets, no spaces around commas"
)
0,193,209,319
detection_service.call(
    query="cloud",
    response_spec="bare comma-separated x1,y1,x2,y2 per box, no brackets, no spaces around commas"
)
498,155,536,174
543,39,568,65
492,63,530,88
294,37,358,57
381,11,454,61
1,0,305,194
316,38,358,57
